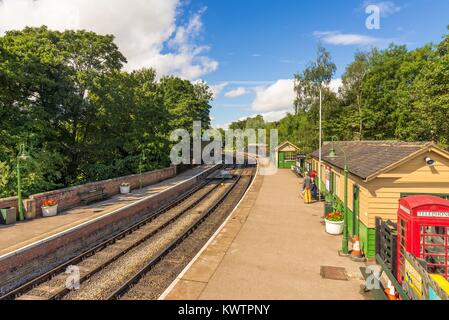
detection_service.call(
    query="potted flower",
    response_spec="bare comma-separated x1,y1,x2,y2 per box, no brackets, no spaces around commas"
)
120,182,131,194
324,211,344,235
41,200,58,217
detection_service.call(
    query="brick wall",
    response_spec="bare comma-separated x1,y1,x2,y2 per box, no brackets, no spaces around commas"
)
0,164,218,295
2,166,176,218
0,197,18,211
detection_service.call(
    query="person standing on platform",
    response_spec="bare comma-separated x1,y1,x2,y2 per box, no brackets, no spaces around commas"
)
310,170,318,200
303,172,312,204
310,178,318,201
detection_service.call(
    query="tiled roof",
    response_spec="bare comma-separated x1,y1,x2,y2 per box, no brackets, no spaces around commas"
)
311,141,432,180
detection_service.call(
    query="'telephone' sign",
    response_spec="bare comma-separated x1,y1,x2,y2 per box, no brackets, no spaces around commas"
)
417,211,449,218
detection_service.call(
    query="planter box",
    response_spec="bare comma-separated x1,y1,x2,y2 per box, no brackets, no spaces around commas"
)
1,207,17,225
120,185,131,194
325,219,344,235
42,205,58,217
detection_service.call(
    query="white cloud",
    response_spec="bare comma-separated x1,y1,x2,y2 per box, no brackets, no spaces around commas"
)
210,82,229,99
252,79,295,113
216,78,342,127
220,80,275,86
259,110,290,122
225,87,248,98
364,1,401,17
313,31,383,46
0,0,218,79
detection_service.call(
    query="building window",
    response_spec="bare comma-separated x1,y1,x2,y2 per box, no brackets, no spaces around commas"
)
284,152,296,161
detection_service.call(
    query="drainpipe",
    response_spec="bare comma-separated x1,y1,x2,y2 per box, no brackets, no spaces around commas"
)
342,164,349,254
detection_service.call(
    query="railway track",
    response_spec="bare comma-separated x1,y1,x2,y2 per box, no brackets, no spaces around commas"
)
63,175,240,300
2,164,255,300
106,166,255,300
1,169,224,300
120,166,256,300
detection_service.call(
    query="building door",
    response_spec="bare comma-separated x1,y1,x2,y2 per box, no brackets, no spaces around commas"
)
278,152,285,168
353,185,360,236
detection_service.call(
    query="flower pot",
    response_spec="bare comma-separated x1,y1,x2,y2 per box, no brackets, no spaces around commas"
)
42,205,58,217
324,219,344,235
0,207,16,225
120,185,130,194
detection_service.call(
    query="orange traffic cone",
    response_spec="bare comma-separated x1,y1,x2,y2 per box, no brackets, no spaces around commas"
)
351,236,363,258
384,281,399,300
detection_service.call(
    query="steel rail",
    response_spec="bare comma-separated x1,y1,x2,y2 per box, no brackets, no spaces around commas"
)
46,179,225,300
106,174,245,300
0,175,221,300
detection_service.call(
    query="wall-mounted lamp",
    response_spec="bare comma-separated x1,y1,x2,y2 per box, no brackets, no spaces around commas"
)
328,147,337,159
424,156,436,167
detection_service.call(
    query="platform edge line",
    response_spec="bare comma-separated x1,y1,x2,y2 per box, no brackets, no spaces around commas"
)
0,165,219,263
158,159,259,300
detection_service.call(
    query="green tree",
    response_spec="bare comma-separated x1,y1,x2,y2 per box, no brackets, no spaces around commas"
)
411,33,449,147
292,45,338,152
83,68,169,181
158,76,213,134
340,51,369,140
0,26,213,196
360,45,408,139
394,45,435,141
0,26,127,186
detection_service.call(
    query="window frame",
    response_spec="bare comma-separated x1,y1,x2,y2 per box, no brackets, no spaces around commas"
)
284,151,297,161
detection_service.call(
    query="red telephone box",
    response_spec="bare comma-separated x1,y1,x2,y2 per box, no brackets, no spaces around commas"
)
397,195,449,283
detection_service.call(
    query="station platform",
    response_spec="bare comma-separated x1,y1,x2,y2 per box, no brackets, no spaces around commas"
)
162,166,369,300
0,165,216,261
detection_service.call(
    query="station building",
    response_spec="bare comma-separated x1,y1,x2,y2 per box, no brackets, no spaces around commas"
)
275,141,301,169
311,141,449,258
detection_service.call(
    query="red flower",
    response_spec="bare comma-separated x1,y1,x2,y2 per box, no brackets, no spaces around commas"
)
42,200,57,207
326,211,344,222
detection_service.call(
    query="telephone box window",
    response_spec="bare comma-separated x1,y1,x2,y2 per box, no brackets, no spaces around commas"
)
420,226,448,278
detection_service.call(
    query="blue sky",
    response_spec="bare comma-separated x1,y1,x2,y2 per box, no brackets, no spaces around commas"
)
0,0,448,128
179,0,449,128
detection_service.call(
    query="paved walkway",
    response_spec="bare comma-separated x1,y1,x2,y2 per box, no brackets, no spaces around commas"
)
0,165,215,258
163,168,369,300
